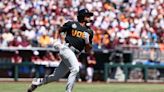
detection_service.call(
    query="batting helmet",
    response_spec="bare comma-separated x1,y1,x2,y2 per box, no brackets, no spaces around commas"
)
77,8,93,22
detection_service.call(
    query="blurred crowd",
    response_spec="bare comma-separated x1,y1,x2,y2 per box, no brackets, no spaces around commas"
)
0,0,163,50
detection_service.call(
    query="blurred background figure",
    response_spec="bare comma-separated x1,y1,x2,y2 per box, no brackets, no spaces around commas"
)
31,51,41,64
11,50,22,64
86,51,96,83
148,47,160,63
38,31,51,48
109,47,124,80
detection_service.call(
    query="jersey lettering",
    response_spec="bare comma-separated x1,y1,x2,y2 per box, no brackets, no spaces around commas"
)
71,29,84,38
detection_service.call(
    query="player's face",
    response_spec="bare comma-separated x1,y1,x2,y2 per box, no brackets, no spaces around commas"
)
84,16,91,23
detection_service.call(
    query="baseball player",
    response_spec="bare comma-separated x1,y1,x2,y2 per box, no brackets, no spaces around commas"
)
27,8,94,92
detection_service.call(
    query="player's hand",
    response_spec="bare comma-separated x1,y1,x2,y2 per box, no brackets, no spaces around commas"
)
53,41,63,49
84,32,90,44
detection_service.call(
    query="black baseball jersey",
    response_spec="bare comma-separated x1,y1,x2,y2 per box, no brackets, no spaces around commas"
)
60,21,94,52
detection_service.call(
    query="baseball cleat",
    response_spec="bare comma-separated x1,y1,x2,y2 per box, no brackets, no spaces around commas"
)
32,78,43,86
27,78,43,92
27,84,38,92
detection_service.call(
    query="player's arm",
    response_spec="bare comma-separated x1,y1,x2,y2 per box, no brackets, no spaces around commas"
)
85,43,95,61
59,21,71,33
53,22,70,47
84,31,93,55
56,22,71,41
84,28,94,53
85,43,92,54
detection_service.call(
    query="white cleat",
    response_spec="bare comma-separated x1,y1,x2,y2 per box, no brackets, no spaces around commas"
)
32,78,43,86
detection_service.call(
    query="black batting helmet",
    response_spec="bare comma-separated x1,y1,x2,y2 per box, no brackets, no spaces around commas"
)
77,8,93,22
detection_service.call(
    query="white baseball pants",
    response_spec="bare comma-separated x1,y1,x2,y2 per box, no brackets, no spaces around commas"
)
41,45,80,92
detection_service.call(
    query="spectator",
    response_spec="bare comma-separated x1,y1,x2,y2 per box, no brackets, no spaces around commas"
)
11,50,22,64
148,47,160,63
38,31,51,47
101,33,111,49
18,36,31,48
2,30,14,44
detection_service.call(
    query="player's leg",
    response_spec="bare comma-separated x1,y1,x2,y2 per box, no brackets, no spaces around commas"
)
41,60,70,84
27,60,69,92
60,48,80,92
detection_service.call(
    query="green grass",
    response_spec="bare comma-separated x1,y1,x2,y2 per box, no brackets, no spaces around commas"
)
0,82,164,92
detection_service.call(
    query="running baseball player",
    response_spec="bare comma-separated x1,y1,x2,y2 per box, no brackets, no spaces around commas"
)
27,8,94,92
